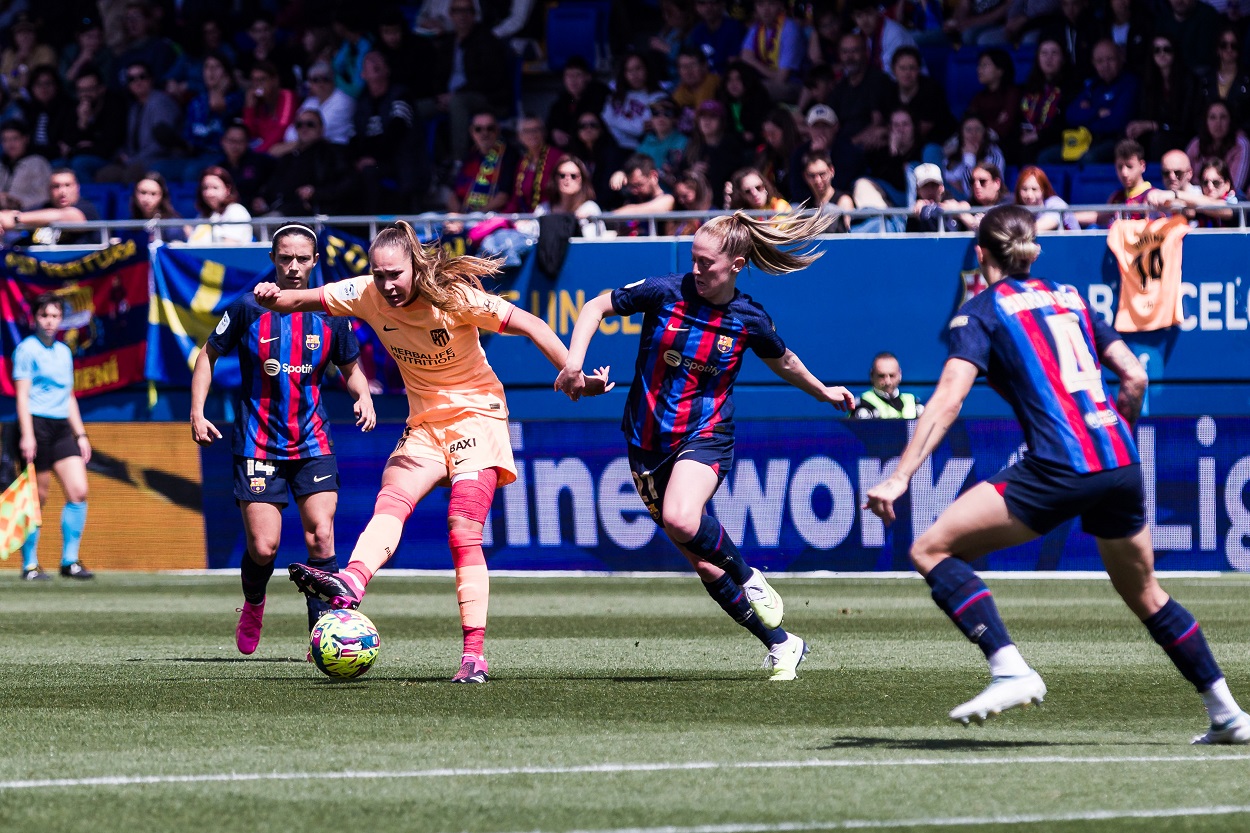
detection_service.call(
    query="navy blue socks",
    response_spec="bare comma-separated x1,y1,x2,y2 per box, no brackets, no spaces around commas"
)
703,573,786,647
240,552,275,605
680,516,753,585
925,558,1014,659
305,554,338,630
1144,598,1224,692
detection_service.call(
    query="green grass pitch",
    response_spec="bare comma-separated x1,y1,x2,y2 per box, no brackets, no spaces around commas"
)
3,573,1250,833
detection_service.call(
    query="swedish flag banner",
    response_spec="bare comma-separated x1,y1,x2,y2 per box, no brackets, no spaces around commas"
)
0,464,40,560
145,245,273,388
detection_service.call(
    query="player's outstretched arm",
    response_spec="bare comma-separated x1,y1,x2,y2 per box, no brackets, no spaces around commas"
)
1099,340,1147,430
556,293,615,400
761,350,855,410
865,358,978,524
503,304,615,399
339,360,376,432
190,343,223,446
254,282,324,313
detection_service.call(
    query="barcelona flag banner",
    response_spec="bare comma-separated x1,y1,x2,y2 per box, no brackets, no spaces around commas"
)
0,235,150,396
0,463,40,560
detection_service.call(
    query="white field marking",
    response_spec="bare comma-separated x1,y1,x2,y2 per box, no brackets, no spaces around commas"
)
3,753,1250,792
161,570,1239,581
503,805,1250,833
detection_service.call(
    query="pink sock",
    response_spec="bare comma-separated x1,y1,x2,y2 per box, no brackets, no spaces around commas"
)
341,563,373,599
463,626,485,658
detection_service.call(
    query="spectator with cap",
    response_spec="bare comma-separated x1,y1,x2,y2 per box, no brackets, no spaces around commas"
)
0,120,51,211
849,0,918,81
546,56,610,150
0,169,102,246
95,60,183,183
0,14,55,98
850,353,925,420
906,162,963,232
787,103,844,196
685,0,746,76
739,0,805,104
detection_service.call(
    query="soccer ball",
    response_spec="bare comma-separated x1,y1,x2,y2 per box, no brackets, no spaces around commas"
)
309,609,380,679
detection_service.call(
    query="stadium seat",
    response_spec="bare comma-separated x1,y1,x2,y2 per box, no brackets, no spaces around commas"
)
78,183,117,220
1068,171,1120,205
919,44,947,87
545,4,599,71
169,183,200,220
1011,46,1035,86
945,50,980,119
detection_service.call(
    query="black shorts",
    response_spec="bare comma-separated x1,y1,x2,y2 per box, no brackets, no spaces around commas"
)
233,455,339,506
31,416,80,471
627,434,734,524
989,456,1145,539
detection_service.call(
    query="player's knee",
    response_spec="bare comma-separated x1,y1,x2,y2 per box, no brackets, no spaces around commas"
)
249,539,280,562
375,484,417,521
65,485,87,503
308,520,334,554
909,534,949,575
661,509,700,544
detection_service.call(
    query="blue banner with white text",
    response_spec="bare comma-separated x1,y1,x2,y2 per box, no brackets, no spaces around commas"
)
200,416,1250,572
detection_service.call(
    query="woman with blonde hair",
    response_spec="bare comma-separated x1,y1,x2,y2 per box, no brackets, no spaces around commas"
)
259,220,611,683
556,209,854,681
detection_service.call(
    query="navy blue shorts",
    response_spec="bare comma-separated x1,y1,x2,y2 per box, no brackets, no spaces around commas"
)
988,456,1145,539
233,455,339,505
627,434,734,523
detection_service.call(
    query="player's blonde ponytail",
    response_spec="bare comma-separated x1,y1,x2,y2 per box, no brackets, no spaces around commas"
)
370,221,504,313
695,209,833,275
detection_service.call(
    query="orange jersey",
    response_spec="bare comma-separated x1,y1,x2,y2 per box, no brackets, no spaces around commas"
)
320,276,515,427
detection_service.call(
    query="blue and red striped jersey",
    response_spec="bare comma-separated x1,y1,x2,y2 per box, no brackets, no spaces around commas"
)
611,273,786,453
207,295,360,460
947,276,1138,473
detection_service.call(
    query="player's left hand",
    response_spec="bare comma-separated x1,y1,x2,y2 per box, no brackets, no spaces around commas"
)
580,366,614,398
865,476,908,525
826,386,855,411
354,395,376,432
253,282,280,307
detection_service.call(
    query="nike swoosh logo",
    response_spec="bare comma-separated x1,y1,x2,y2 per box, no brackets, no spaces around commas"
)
383,325,398,331
453,458,466,465
666,324,690,332
313,474,332,482
260,336,279,343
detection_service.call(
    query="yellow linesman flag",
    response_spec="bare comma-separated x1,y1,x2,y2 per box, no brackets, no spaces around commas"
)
0,464,41,560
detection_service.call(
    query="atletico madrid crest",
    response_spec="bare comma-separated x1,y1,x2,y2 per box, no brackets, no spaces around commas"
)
249,477,266,494
305,334,321,350
716,335,733,353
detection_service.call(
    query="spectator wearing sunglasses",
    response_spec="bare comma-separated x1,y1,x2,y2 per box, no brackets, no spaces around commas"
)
284,61,355,148
1196,25,1250,133
254,110,353,216
95,61,183,184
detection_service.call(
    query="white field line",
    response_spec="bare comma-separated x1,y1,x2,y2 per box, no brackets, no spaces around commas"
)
158,570,1246,581
508,805,1250,833
2,753,1249,791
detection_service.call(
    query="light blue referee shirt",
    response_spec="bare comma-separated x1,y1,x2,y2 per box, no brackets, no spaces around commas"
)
12,336,74,419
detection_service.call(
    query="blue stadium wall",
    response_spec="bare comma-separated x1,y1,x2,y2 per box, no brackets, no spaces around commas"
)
19,231,1250,570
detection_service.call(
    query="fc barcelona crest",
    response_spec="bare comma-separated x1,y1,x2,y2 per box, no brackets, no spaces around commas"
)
430,328,450,347
249,477,266,494
305,334,321,350
716,335,733,353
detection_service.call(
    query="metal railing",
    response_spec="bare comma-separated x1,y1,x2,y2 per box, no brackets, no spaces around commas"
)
7,202,1249,249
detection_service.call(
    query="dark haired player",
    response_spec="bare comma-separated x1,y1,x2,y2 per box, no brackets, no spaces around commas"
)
191,224,376,655
867,205,1248,743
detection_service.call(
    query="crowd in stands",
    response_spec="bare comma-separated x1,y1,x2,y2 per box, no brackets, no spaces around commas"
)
0,0,1247,243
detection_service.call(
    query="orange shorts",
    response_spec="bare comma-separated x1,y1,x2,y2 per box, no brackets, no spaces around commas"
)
390,413,517,486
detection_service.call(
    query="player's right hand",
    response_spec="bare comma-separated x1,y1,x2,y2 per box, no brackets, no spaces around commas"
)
253,282,280,307
191,415,222,446
865,476,908,525
554,365,585,400
19,434,36,463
